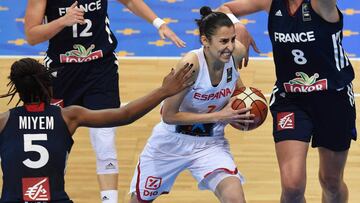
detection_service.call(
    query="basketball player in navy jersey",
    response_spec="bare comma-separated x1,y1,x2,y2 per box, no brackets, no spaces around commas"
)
129,7,255,203
218,0,357,202
24,1,185,202
0,58,193,203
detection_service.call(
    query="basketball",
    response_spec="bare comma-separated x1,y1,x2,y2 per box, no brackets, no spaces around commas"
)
231,87,268,131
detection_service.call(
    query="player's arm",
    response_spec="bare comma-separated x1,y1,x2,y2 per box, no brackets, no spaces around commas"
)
232,41,246,89
62,64,194,134
0,111,10,134
161,53,250,125
218,0,271,16
117,0,185,47
25,1,84,45
232,40,246,69
217,0,270,68
312,0,339,23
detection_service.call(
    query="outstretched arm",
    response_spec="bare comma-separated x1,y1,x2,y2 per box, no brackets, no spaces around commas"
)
63,63,194,134
118,0,185,47
25,1,85,45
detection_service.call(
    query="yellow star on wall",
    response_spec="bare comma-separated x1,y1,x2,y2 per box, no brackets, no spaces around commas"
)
260,52,273,58
8,39,27,46
0,6,9,11
16,18,25,23
191,9,200,13
160,0,184,3
163,18,179,24
186,29,199,36
148,40,172,47
341,9,360,15
116,28,141,36
343,30,359,37
239,19,256,25
346,52,356,58
117,51,135,57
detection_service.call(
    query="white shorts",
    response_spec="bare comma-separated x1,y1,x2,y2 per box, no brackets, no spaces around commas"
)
129,124,244,202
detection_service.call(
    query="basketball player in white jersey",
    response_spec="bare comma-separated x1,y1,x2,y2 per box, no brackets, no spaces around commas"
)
129,6,254,203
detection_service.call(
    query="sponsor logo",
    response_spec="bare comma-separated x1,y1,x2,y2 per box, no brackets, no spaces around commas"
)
143,190,159,197
105,163,116,170
275,10,282,16
277,112,295,131
22,177,51,201
145,176,162,190
60,44,103,63
283,72,327,93
274,31,315,43
193,88,232,101
226,67,232,82
102,196,110,201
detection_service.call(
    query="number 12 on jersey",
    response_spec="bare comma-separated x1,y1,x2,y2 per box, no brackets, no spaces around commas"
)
72,19,93,38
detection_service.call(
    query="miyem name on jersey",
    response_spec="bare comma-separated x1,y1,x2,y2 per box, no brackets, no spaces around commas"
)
59,0,102,16
274,31,316,43
19,116,54,130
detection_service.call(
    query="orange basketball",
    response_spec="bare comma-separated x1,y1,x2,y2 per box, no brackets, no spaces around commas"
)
231,87,268,131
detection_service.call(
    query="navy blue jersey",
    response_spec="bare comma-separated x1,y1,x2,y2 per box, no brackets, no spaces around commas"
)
268,0,354,92
44,0,117,67
0,104,74,202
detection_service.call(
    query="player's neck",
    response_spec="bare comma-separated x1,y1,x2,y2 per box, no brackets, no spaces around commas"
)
287,0,304,15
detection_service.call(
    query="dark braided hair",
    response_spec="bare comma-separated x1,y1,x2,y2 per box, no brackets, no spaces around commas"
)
195,6,234,42
0,58,53,106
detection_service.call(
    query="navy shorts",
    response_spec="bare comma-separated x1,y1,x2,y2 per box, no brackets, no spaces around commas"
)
269,84,357,151
51,54,120,110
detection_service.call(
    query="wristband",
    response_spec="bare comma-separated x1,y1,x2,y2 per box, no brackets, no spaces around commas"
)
152,17,166,29
226,13,240,24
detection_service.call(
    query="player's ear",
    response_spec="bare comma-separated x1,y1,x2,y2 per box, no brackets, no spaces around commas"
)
201,35,209,48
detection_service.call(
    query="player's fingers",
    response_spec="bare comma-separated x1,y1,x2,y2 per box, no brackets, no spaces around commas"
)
70,1,78,8
233,119,254,124
244,53,249,67
174,63,190,79
182,64,194,80
173,37,186,48
251,40,261,53
184,81,195,88
234,107,252,114
77,20,86,25
158,31,166,40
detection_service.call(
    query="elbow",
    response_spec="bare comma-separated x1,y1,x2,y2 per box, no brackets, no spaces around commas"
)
162,114,175,125
162,115,171,124
25,35,38,46
27,40,37,46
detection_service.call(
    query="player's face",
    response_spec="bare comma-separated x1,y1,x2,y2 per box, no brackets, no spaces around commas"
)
207,26,236,63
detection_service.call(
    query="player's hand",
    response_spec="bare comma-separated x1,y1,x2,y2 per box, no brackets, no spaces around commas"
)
158,24,186,48
235,23,260,68
161,63,194,96
217,97,254,124
61,1,85,26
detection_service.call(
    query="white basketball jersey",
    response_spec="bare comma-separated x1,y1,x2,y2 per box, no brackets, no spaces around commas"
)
158,47,240,137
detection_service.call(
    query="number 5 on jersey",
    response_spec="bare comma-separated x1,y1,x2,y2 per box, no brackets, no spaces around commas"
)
23,134,49,169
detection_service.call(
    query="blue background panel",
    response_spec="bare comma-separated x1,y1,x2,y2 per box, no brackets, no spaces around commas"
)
0,0,358,57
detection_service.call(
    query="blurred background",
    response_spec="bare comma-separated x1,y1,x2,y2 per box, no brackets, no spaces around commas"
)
0,0,359,58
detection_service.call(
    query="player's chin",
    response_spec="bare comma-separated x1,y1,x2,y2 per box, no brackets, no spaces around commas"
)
220,55,231,63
